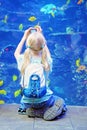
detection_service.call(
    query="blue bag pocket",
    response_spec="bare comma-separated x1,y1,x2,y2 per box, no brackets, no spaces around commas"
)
22,74,46,98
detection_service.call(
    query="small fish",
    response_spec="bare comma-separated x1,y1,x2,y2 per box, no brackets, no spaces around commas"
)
12,74,18,81
66,0,70,5
50,12,55,17
0,100,5,104
2,15,8,23
76,65,87,72
19,24,23,30
0,90,7,95
0,80,4,86
76,58,80,67
66,27,74,34
28,16,37,22
14,89,21,97
4,45,15,52
77,0,83,4
48,27,53,31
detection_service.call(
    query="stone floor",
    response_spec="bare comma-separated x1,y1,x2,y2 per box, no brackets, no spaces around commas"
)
0,104,87,130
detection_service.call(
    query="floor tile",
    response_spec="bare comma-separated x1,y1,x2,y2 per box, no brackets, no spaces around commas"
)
0,104,87,130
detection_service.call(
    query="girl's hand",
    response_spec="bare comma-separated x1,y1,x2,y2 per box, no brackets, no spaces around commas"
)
23,26,42,40
35,25,42,33
23,27,33,40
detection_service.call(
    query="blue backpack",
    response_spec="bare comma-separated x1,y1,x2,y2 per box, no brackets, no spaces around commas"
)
22,74,46,98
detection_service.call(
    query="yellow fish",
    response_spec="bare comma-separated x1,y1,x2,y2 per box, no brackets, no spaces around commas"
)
50,12,55,17
0,100,5,104
28,16,37,22
19,24,23,30
14,89,21,97
0,90,7,95
0,80,4,86
76,58,80,67
12,74,18,81
2,15,8,23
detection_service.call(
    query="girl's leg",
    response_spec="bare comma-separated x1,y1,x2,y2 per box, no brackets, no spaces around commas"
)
26,95,55,118
43,95,67,121
18,98,31,114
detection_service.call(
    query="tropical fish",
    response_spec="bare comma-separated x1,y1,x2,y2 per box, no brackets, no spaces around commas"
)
12,74,18,81
0,90,7,95
19,24,23,30
14,89,21,97
0,100,5,104
4,45,15,52
40,4,66,17
0,80,4,86
48,27,53,31
40,4,57,15
0,45,15,63
77,0,83,4
76,65,87,72
28,16,37,22
2,15,8,23
76,58,80,67
50,12,55,17
66,27,74,34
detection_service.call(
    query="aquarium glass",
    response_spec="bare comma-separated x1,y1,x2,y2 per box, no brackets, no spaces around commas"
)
0,0,87,106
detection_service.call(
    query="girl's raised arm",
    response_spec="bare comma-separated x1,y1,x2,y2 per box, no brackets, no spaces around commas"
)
14,28,31,59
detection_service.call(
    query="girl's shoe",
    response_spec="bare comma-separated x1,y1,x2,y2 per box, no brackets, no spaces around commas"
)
61,104,67,115
43,98,64,121
18,108,26,115
26,108,43,118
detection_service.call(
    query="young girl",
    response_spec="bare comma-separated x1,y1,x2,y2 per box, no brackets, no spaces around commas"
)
14,26,66,121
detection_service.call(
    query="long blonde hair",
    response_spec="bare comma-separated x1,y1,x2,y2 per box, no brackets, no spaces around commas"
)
21,32,51,75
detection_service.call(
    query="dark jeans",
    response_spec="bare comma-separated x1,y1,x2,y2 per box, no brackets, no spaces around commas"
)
19,95,64,110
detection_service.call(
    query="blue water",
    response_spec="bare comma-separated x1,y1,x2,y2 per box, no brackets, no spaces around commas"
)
0,0,87,106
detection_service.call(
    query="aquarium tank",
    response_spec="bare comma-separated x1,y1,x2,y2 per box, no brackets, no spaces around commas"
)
0,0,87,106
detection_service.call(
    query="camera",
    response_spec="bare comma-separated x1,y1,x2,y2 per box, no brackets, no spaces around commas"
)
30,28,37,33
